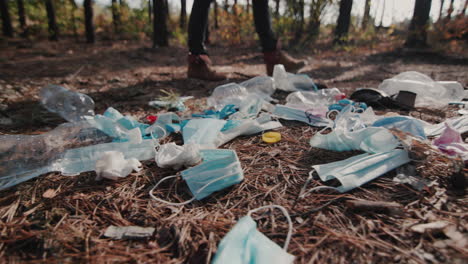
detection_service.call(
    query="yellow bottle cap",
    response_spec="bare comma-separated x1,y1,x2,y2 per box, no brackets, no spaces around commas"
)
262,132,281,144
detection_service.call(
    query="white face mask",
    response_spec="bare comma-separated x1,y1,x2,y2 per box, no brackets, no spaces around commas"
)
154,143,202,170
310,127,399,154
303,149,410,193
212,205,295,264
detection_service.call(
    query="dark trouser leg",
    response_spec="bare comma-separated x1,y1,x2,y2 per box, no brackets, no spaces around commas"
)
252,0,277,52
188,0,213,55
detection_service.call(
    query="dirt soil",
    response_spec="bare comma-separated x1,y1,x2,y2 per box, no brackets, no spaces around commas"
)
0,38,467,263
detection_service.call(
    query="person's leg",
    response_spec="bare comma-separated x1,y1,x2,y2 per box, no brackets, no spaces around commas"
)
252,0,277,52
188,0,212,55
187,0,226,81
252,0,306,76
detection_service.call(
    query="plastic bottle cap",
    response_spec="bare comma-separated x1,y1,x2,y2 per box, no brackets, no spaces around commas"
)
262,132,281,144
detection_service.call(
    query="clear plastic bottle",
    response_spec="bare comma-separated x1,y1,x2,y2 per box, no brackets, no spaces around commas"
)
40,85,95,122
207,83,249,110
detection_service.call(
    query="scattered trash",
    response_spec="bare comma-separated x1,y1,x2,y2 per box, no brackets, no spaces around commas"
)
240,76,276,101
155,143,201,170
0,117,12,125
104,225,155,239
393,164,431,191
146,115,157,124
212,205,295,264
411,221,451,234
262,131,281,144
95,151,142,180
150,149,244,205
378,71,464,108
372,116,427,139
273,104,332,127
148,89,193,111
273,64,317,92
40,84,95,122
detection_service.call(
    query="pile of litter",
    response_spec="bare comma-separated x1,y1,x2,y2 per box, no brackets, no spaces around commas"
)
0,67,466,263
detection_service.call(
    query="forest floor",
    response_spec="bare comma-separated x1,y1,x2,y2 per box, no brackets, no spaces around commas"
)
0,36,467,263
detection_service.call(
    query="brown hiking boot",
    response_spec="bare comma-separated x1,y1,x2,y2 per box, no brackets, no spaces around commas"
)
263,50,307,76
187,54,227,81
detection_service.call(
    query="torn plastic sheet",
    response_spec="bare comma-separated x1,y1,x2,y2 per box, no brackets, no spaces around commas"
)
0,134,155,190
310,127,399,154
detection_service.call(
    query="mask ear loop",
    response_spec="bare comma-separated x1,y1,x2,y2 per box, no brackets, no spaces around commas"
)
247,204,293,251
149,175,196,206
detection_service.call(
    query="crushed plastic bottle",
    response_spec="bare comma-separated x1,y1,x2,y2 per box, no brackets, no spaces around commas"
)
273,64,317,92
207,83,249,110
285,89,345,107
239,76,275,101
0,121,156,190
40,84,95,122
378,71,464,108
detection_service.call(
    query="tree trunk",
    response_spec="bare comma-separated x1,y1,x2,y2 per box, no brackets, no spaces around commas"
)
379,0,385,27
405,0,432,48
180,0,186,29
164,0,169,17
308,0,329,41
84,0,95,43
438,0,445,22
361,0,371,30
275,0,280,18
69,0,78,40
214,0,219,29
334,0,353,44
294,0,305,41
246,0,250,13
153,0,168,47
461,0,468,16
446,0,455,20
16,0,27,37
148,0,152,25
111,0,121,34
224,0,228,11
0,0,13,37
44,0,59,41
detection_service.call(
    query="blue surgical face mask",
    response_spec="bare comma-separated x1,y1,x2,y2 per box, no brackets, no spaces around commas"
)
372,116,426,139
302,149,410,193
212,205,295,264
150,149,244,205
310,127,399,154
423,115,468,137
273,105,333,127
182,118,227,148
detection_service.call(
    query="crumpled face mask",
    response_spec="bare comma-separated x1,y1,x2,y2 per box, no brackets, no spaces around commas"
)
155,143,202,170
273,104,333,127
303,148,410,193
150,149,244,205
372,116,427,139
310,127,399,154
212,205,295,264
423,115,468,137
95,151,142,180
329,104,367,132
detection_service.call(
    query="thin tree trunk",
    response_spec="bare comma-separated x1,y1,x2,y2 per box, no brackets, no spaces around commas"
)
246,0,250,14
164,0,169,17
361,0,371,30
224,0,228,11
84,0,95,43
446,0,454,20
438,0,445,22
44,0,59,41
275,0,280,18
148,0,152,25
214,0,219,29
405,0,432,47
17,0,27,37
334,0,353,44
379,0,385,27
180,0,186,29
0,0,13,37
69,0,78,40
461,0,468,16
294,0,305,41
111,0,121,34
153,0,168,47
